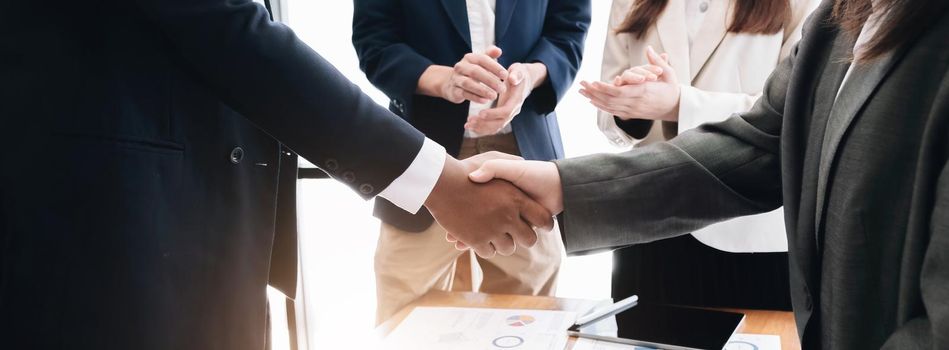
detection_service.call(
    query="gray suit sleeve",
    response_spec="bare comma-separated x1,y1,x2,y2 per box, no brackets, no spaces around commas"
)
554,44,796,254
881,85,949,350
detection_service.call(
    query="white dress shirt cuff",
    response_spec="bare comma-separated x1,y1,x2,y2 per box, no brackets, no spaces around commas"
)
377,138,447,214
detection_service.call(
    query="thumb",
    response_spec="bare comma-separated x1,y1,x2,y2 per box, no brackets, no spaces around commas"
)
468,159,524,184
463,151,524,169
486,45,503,60
508,63,525,86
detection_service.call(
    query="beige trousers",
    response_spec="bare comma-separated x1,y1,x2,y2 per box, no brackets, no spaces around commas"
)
373,133,564,323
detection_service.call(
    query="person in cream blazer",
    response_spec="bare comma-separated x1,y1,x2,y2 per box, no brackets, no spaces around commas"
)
585,0,819,309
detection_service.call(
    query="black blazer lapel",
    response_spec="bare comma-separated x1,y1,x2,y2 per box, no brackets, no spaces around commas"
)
814,45,909,242
440,0,472,47
495,0,518,42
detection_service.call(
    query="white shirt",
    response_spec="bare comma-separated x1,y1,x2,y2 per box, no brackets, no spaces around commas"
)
464,0,513,138
376,138,446,214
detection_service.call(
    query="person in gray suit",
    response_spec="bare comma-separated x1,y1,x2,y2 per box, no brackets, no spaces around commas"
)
463,0,949,348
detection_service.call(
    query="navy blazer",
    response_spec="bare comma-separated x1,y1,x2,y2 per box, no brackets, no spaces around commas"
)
0,0,425,348
353,0,591,231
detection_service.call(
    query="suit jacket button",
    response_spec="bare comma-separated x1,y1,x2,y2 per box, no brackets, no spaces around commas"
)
230,147,244,164
325,159,339,171
359,184,374,194
342,171,356,182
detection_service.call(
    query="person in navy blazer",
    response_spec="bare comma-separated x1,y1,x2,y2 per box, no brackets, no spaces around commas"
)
353,0,591,321
0,0,557,348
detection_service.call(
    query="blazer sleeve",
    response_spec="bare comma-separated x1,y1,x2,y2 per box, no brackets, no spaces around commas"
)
351,0,434,109
133,0,425,199
596,0,653,147
880,96,949,350
524,0,592,115
554,40,798,254
673,0,819,134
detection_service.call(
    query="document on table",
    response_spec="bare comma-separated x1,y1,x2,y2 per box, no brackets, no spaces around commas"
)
572,333,781,350
382,306,576,350
723,334,781,350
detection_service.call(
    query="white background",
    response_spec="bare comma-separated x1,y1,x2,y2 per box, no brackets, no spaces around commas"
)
277,1,622,349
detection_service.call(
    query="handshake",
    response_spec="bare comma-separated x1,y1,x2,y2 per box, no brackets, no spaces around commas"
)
424,152,565,259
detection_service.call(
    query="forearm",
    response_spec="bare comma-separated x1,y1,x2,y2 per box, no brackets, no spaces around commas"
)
416,65,451,98
353,0,435,103
135,0,425,197
523,0,591,113
556,120,782,254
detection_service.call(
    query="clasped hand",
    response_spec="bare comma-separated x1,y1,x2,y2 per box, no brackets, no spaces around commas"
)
425,152,556,259
429,153,565,257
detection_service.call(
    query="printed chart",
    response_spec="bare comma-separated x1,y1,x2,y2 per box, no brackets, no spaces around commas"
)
382,307,576,350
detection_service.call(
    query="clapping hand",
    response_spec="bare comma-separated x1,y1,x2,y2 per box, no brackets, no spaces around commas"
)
440,46,509,104
465,62,546,135
579,46,680,122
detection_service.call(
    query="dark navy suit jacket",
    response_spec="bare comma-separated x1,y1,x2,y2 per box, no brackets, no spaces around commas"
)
353,0,591,231
0,0,426,348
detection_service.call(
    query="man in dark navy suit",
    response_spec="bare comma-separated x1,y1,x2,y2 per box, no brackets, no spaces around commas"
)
0,0,555,348
352,0,590,322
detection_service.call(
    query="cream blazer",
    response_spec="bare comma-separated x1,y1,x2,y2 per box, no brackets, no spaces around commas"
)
597,0,818,252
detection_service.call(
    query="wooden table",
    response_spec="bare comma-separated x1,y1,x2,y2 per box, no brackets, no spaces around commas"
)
377,291,801,349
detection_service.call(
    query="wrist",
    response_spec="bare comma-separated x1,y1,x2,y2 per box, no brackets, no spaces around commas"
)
425,155,464,209
665,85,682,121
525,62,548,90
541,161,565,214
417,65,452,98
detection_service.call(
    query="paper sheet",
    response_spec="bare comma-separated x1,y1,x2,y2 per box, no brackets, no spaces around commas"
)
724,334,781,350
572,333,781,350
382,307,577,350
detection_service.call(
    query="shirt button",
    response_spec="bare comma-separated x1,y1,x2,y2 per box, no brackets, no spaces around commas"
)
325,159,339,171
359,184,374,194
342,171,356,183
699,2,709,12
230,147,244,164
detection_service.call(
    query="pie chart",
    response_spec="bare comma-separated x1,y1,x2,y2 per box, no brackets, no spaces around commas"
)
506,315,536,327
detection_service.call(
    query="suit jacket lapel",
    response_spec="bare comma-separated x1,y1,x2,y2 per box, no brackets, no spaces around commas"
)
441,0,472,47
655,0,692,80
813,42,907,241
802,32,851,256
688,0,728,82
495,0,518,42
